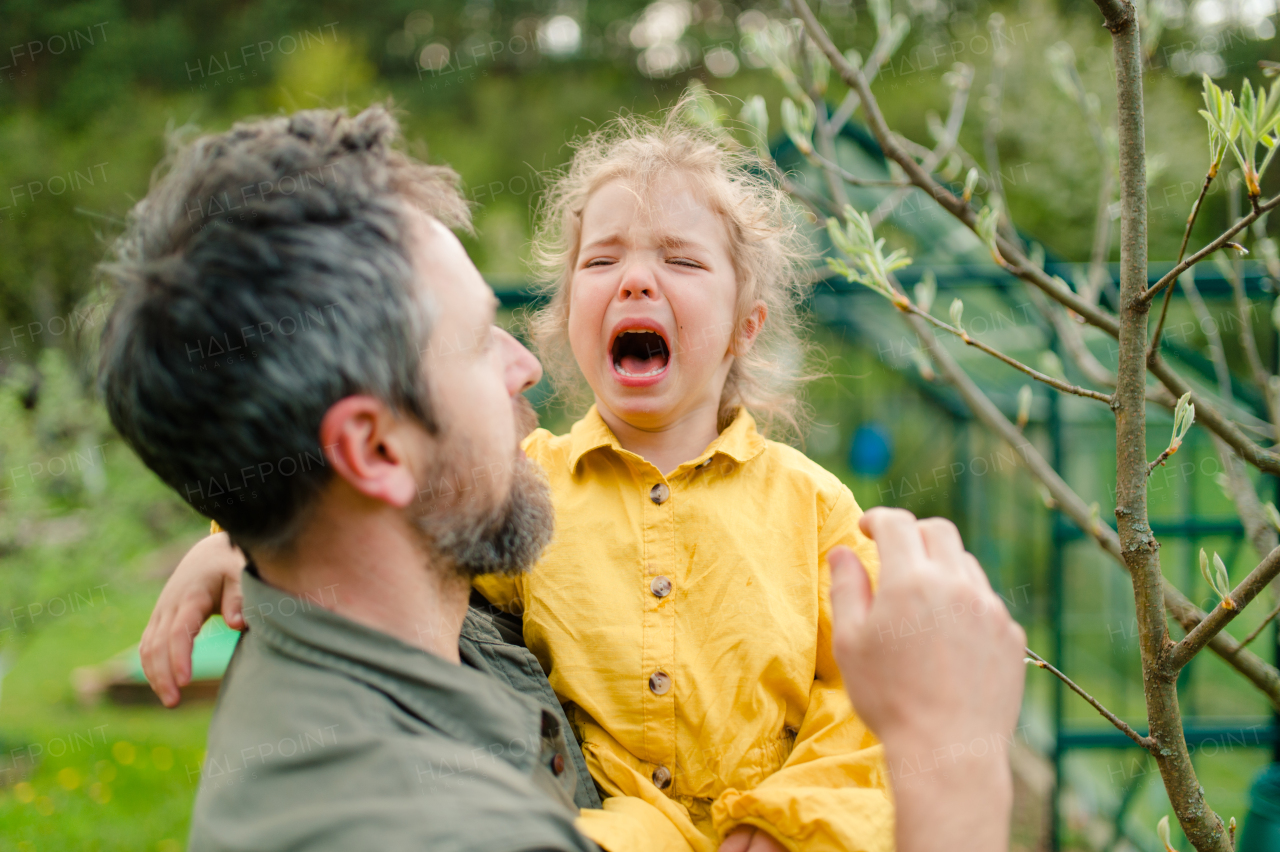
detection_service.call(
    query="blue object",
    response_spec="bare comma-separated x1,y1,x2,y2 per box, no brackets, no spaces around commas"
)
848,423,893,478
1240,763,1280,852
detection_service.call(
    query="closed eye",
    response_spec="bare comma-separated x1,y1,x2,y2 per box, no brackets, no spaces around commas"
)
584,257,616,268
667,258,705,269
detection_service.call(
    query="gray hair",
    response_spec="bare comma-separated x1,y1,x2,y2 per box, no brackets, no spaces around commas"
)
97,105,469,553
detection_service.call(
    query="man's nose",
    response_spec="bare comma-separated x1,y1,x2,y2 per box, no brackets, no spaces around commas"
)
498,327,542,394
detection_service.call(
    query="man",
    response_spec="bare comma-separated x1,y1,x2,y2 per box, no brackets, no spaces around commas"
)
100,105,1024,852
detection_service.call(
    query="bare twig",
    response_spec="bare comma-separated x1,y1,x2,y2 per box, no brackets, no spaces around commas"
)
1220,252,1280,437
1182,272,1233,402
900,301,1113,403
1025,648,1156,750
1146,274,1178,362
869,67,974,228
1140,193,1280,302
1179,275,1279,561
1022,284,1125,391
810,151,912,188
1177,171,1216,265
1170,545,1280,669
1146,447,1177,476
1239,599,1280,648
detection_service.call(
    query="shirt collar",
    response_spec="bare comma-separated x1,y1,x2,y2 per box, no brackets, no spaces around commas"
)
239,568,544,770
566,404,767,473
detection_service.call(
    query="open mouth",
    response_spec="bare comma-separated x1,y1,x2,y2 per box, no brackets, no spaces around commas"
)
611,329,670,378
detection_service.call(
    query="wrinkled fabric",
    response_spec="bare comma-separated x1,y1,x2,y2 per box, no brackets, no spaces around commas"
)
475,407,894,852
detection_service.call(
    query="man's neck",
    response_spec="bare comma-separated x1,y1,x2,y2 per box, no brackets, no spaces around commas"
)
253,494,470,663
596,397,722,476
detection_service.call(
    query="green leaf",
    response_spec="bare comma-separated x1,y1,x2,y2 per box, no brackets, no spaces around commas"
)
781,97,815,156
913,270,937,313
1016,384,1033,428
739,96,770,163
1157,816,1174,852
1213,552,1231,597
949,298,964,330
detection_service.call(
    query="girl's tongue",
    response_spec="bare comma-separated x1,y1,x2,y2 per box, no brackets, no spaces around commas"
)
613,330,670,376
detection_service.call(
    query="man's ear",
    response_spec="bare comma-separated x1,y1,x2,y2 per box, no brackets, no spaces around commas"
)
319,396,421,508
733,301,768,355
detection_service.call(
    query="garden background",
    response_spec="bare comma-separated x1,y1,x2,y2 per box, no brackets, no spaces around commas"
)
1,0,1278,849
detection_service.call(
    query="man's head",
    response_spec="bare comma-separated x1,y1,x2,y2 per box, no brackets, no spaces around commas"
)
99,105,550,576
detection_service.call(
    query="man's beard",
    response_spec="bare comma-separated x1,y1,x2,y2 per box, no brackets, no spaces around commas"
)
410,397,554,579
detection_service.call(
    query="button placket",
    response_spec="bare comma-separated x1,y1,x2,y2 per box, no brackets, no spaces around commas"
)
640,467,675,790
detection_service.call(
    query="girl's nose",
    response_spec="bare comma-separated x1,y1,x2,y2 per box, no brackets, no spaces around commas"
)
617,262,658,301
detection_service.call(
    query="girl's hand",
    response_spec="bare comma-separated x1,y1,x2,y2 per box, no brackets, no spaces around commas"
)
139,532,247,707
717,827,787,852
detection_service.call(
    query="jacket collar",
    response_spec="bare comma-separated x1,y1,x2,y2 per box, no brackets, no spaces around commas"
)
239,568,543,770
567,404,767,473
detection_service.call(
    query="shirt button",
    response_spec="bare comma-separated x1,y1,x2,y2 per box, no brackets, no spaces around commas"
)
651,765,672,790
550,754,565,776
649,483,670,504
649,671,671,695
650,575,672,598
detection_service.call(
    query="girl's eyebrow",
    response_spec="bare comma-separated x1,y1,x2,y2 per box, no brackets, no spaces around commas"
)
658,235,709,253
581,234,625,251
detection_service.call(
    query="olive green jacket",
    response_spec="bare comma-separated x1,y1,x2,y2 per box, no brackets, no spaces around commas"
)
187,570,601,852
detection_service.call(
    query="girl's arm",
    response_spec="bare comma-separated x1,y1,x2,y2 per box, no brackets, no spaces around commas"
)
139,530,247,707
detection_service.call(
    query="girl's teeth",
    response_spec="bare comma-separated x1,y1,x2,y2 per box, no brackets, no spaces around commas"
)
617,364,665,377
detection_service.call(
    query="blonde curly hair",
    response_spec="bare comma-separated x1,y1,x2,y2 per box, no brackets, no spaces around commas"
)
526,98,816,439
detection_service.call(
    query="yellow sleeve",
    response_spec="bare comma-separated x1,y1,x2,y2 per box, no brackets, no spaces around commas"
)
210,520,222,534
471,572,525,616
710,487,893,852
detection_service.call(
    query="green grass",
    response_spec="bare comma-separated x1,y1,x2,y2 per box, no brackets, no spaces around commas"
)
0,571,215,852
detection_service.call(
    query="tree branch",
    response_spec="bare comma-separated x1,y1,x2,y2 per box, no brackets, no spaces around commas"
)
1177,170,1216,265
810,151,912,188
890,283,1280,710
1146,353,1280,476
1239,598,1280,648
792,0,1128,338
1025,648,1156,750
1097,0,1231,843
1140,193,1280,302
899,300,1113,403
1170,545,1280,669
789,0,1280,724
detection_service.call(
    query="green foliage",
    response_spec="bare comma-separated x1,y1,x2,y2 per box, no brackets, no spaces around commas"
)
0,349,203,653
825,205,912,299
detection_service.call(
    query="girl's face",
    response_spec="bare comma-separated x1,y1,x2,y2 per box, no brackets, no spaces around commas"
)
568,175,760,431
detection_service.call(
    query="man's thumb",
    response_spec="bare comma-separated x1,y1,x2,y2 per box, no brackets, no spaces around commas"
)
828,545,872,627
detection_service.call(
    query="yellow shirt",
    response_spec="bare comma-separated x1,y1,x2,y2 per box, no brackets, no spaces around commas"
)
475,407,893,852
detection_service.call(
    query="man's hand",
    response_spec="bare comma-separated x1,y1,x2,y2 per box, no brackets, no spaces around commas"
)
140,532,248,707
717,826,786,852
828,508,1026,852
